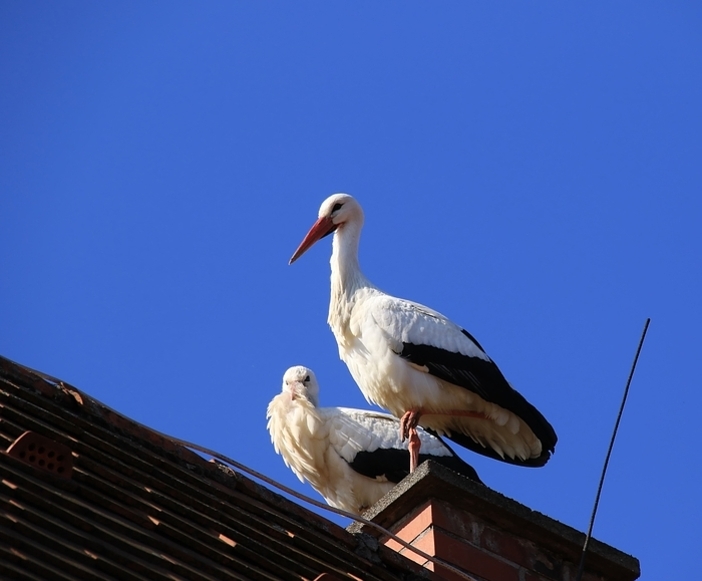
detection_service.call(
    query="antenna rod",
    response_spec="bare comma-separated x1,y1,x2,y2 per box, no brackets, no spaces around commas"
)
575,318,651,581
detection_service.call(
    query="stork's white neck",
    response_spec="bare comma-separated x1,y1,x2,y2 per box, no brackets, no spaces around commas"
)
328,220,373,333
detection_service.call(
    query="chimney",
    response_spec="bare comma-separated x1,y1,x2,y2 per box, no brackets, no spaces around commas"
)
350,461,640,581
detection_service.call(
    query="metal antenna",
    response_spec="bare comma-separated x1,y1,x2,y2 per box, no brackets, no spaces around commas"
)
575,318,651,581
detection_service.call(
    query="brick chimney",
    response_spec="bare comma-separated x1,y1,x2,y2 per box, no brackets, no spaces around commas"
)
350,461,640,581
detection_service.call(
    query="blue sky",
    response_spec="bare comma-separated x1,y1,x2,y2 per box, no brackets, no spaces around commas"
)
1,3,700,579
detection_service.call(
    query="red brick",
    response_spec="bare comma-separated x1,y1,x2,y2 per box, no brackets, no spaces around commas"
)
480,524,532,569
560,563,605,581
396,529,435,566
431,562,480,581
430,499,480,542
384,538,403,553
391,500,433,543
433,529,521,581
382,499,619,581
384,528,433,561
524,568,604,581
522,572,555,581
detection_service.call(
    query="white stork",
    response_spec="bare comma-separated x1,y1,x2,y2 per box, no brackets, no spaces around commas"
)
267,366,481,515
289,194,557,472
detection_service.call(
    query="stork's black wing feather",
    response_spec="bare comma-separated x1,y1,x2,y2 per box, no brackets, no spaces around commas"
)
399,329,557,464
349,447,482,484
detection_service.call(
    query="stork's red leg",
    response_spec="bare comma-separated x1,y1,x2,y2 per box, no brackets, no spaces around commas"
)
408,427,421,472
401,408,487,473
401,408,485,440
400,409,423,472
400,409,422,441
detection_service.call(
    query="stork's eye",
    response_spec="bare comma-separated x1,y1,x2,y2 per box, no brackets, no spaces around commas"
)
331,203,343,213
304,375,311,382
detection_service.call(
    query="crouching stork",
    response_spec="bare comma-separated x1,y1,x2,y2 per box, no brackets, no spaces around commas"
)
267,365,481,515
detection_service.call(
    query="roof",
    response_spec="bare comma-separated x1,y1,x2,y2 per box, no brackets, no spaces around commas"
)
349,460,641,581
0,355,430,581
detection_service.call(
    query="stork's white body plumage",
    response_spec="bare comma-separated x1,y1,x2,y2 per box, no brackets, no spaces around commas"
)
267,366,481,515
290,194,557,470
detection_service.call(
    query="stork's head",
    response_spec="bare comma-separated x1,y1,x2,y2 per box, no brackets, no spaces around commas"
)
282,365,320,407
289,193,364,264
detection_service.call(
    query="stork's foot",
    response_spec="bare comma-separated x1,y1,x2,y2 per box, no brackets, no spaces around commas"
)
400,407,487,473
400,409,422,441
408,428,421,472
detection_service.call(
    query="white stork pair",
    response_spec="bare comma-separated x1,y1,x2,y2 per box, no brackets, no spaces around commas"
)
268,193,556,514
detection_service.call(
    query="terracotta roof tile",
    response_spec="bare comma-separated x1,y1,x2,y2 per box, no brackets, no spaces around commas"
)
0,355,430,581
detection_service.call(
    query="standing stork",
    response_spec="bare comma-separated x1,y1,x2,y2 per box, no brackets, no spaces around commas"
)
267,366,481,515
289,194,557,472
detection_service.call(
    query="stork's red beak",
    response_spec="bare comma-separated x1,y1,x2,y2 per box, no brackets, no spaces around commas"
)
289,215,337,264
